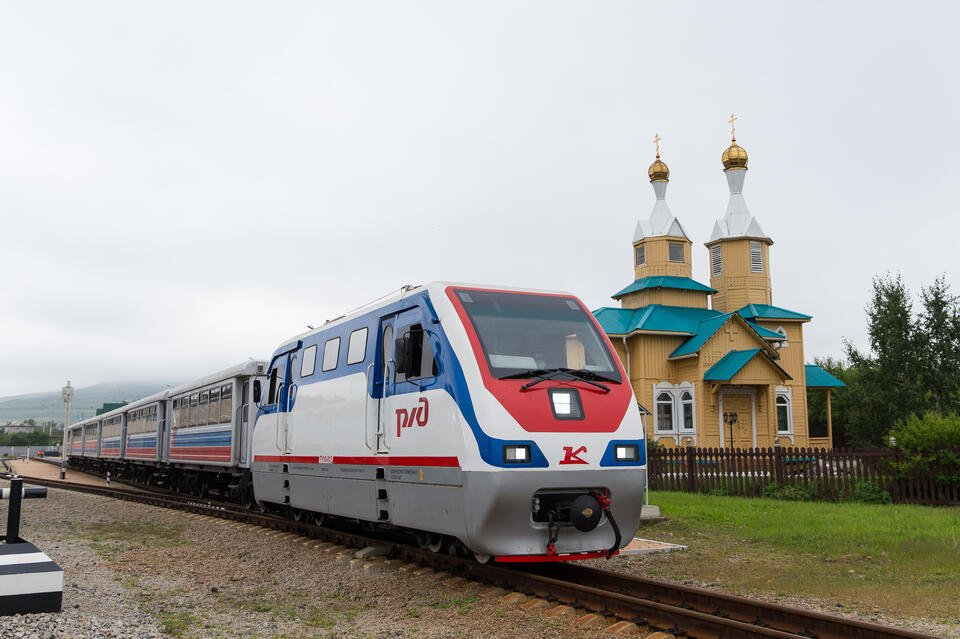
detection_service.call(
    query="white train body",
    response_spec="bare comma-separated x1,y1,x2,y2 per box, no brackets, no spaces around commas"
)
251,282,646,561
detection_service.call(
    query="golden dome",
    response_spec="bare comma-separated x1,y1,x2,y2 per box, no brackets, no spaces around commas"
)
648,155,670,182
722,138,748,169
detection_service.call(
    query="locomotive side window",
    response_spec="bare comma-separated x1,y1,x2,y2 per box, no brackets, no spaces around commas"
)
301,345,317,377
322,337,341,372
267,368,279,404
395,323,437,382
347,328,368,365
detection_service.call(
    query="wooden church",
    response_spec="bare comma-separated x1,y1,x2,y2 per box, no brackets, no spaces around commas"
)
594,122,843,449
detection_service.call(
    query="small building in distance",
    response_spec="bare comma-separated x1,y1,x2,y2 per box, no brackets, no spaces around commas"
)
1,422,37,435
594,124,843,449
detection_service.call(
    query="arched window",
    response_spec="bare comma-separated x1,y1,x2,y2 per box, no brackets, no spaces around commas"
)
776,394,791,433
655,392,674,432
680,391,694,431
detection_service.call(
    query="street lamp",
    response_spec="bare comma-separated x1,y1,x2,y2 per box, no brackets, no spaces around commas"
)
60,381,73,480
723,411,738,449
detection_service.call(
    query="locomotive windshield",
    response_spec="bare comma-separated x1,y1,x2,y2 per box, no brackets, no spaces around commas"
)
454,289,621,382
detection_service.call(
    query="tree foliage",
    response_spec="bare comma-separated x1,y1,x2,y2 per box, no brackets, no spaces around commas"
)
0,430,57,446
889,413,960,486
829,273,960,446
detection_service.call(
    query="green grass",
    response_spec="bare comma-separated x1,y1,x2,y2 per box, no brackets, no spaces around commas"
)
160,611,201,637
637,491,960,622
78,520,187,561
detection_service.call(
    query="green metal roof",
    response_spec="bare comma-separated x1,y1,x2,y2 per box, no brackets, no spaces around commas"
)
594,305,791,349
738,303,812,321
594,305,722,336
703,349,762,381
746,321,787,340
805,364,846,388
669,313,735,358
703,349,793,381
612,276,716,300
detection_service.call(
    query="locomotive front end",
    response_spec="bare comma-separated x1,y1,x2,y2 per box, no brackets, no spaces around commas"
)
443,286,647,561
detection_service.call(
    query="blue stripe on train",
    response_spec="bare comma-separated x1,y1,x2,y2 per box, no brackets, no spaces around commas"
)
171,430,232,447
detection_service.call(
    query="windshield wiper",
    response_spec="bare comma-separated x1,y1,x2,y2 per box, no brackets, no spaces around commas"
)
500,368,612,394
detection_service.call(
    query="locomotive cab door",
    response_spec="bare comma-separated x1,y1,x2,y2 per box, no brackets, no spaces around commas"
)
370,307,430,454
370,318,396,453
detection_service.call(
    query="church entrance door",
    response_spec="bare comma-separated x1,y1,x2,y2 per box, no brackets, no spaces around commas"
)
720,392,755,449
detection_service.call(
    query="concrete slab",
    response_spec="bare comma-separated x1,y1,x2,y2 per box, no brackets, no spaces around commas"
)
618,537,687,556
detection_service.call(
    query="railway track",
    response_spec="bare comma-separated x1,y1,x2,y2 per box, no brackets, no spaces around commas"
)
2,470,936,639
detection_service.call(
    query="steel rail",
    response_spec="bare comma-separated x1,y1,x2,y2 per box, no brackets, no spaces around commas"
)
3,472,936,639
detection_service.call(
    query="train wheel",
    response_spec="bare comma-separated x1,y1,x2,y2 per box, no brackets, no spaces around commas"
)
313,513,326,527
473,553,492,564
417,533,445,553
290,508,304,522
359,521,376,534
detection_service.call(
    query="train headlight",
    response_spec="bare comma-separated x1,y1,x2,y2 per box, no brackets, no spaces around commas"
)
614,444,639,462
549,388,583,420
503,445,531,464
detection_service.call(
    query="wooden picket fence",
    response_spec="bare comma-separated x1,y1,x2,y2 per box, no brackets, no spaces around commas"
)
648,446,960,505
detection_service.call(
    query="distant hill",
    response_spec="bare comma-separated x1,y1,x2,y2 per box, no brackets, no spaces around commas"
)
0,382,176,425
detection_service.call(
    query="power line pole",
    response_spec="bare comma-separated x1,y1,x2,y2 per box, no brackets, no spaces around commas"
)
61,382,73,480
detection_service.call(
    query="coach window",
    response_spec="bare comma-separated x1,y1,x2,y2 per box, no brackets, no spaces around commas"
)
200,391,209,426
190,393,199,427
322,337,341,372
347,328,368,365
396,323,437,383
208,387,220,425
221,385,232,423
301,345,317,377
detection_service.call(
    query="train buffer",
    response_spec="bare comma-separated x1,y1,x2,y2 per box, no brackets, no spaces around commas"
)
0,476,64,615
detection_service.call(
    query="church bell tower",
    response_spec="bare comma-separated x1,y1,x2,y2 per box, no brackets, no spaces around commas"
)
705,115,773,313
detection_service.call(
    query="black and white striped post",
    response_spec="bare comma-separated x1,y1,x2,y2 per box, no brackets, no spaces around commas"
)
0,477,64,615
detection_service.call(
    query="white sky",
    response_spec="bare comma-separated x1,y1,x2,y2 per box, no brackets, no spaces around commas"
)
2,2,959,395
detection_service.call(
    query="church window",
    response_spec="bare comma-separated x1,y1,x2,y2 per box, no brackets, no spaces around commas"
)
668,242,684,263
775,326,789,348
750,241,763,273
655,392,674,432
710,245,722,276
635,245,645,266
680,391,695,431
776,394,791,433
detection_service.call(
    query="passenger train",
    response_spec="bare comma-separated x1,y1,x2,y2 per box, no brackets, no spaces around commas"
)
67,283,647,562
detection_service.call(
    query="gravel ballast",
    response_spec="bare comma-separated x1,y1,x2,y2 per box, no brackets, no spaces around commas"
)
0,482,620,638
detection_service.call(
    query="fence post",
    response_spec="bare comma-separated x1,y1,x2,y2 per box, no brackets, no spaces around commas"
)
685,445,697,493
774,443,785,488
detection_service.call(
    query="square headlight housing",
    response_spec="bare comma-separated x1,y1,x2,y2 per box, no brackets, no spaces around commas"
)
503,444,531,464
615,444,640,462
549,388,583,420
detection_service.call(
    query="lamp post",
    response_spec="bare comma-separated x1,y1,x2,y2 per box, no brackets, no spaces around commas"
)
722,411,738,449
60,382,73,480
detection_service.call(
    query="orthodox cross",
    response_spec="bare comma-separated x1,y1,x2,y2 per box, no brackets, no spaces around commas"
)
653,133,661,157
724,322,740,342
728,113,738,140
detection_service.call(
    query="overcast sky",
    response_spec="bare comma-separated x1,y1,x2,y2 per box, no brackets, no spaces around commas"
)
2,2,959,396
